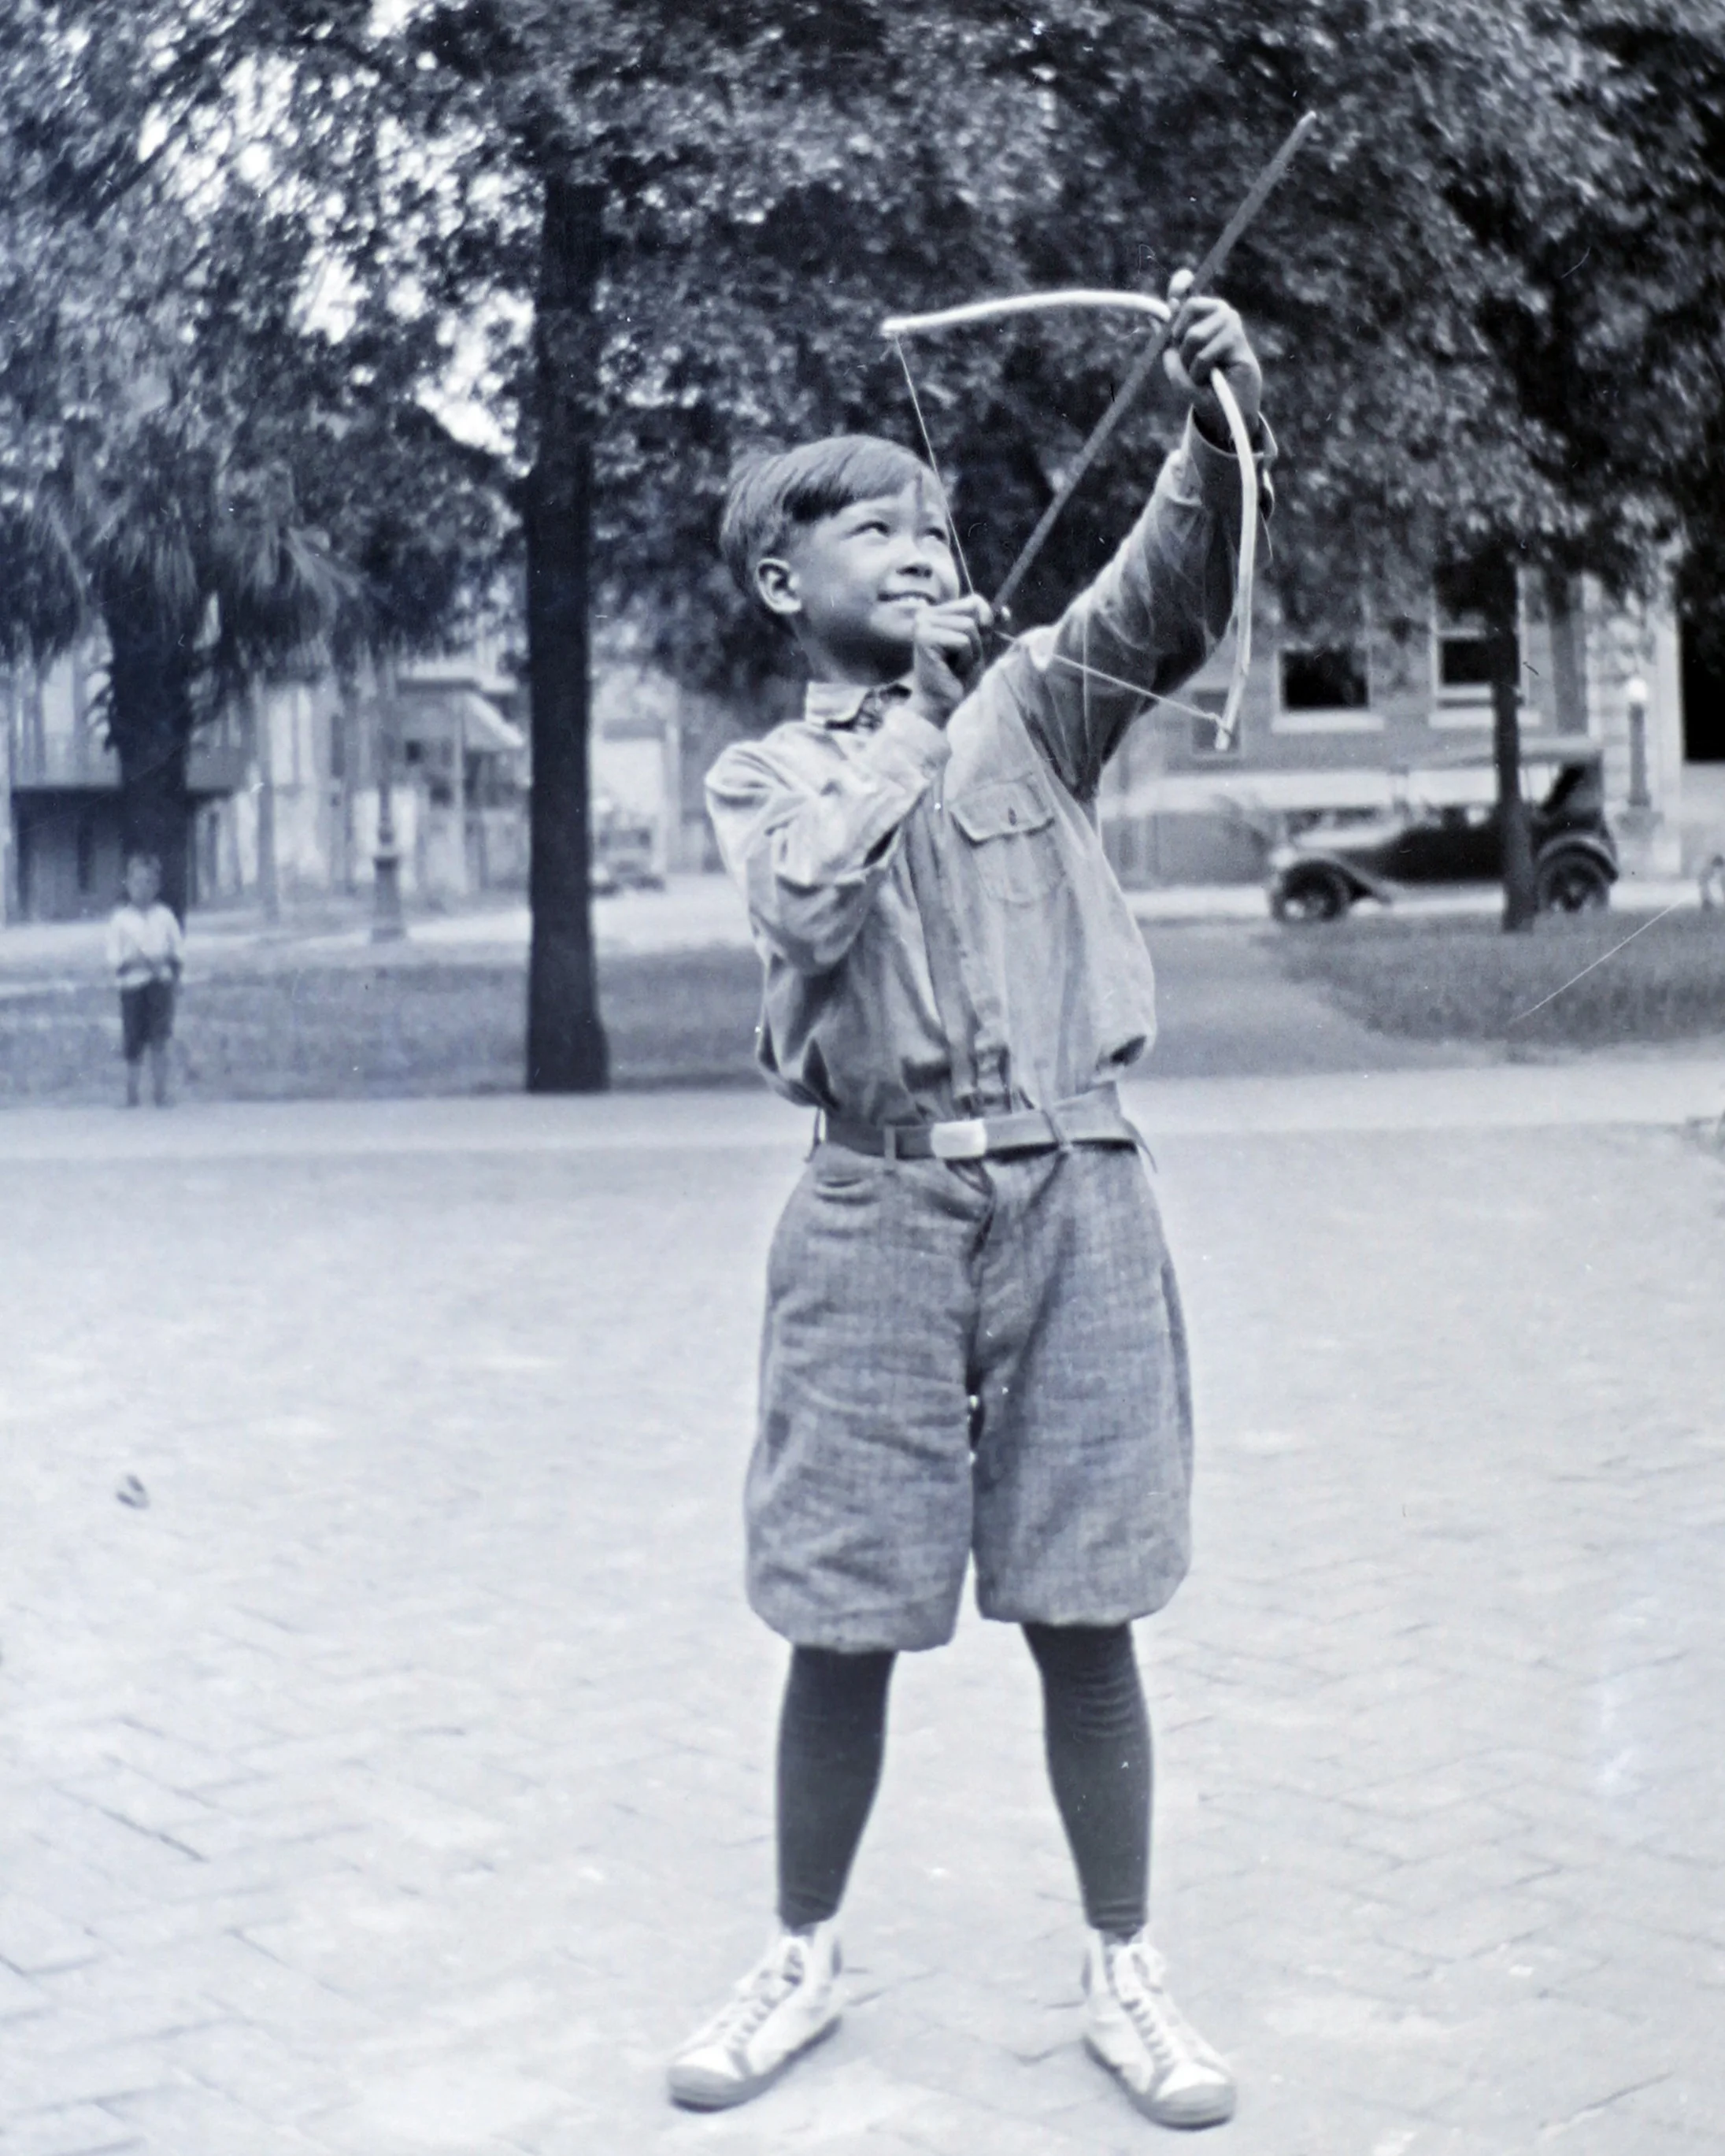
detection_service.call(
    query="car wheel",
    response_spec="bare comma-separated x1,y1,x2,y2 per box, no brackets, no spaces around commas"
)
1272,867,1353,923
1535,851,1612,913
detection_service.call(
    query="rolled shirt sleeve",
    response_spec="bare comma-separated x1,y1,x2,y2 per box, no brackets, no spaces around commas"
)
1004,412,1275,801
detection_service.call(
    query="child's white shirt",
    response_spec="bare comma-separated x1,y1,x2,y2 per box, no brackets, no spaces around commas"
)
107,902,185,988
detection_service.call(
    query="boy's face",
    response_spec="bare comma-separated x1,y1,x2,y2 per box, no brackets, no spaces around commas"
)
124,858,160,907
755,478,959,683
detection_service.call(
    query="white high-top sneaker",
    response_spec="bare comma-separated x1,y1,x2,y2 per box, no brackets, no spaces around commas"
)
668,1920,843,2110
1082,1928,1236,2129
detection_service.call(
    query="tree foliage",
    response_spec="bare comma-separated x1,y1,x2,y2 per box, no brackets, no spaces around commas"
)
1573,0,1725,678
12,0,1725,924
195,0,1725,680
0,0,509,913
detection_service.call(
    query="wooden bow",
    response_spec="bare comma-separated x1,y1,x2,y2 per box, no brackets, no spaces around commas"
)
880,111,1318,750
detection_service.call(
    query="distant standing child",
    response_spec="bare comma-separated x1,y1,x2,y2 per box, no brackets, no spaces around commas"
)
107,853,183,1107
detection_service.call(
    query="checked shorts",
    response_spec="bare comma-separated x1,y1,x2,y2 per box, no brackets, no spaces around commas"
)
746,1139,1195,1651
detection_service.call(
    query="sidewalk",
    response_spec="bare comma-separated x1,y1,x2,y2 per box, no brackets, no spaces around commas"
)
0,1054,1719,1162
3,1076,1723,2155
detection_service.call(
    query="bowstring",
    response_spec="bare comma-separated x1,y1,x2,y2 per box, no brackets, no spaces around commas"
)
890,335,975,597
1035,642,1235,738
894,330,1231,740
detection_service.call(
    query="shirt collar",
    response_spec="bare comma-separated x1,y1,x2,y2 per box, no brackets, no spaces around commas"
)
804,677,914,729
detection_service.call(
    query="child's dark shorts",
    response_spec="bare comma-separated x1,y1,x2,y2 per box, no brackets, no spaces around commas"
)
746,1139,1194,1652
120,980,176,1060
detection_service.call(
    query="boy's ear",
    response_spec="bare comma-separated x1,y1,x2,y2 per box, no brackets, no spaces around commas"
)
753,554,801,620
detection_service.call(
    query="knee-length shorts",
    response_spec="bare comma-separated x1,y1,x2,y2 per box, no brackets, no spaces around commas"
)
119,980,176,1060
746,1139,1194,1652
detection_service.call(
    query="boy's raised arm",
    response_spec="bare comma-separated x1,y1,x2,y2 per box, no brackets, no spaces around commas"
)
1004,287,1272,800
1016,418,1271,798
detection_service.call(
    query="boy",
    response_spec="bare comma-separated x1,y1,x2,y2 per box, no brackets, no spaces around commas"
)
106,853,184,1108
673,278,1269,2131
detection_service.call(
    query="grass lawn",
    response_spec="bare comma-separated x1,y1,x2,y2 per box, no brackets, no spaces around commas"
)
9,905,1724,1109
0,945,768,1106
1272,906,1725,1047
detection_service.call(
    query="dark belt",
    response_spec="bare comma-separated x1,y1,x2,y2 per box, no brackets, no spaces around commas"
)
822,1086,1140,1163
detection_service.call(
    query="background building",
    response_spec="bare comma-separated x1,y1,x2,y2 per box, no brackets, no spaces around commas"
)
4,575,1712,922
1098,573,1693,885
2,645,527,922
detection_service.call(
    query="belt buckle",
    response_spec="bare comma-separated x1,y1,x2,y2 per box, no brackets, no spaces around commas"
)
931,1117,989,1161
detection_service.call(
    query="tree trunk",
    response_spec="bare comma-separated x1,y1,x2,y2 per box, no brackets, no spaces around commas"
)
105,595,195,922
524,172,609,1093
0,673,13,924
1483,552,1537,932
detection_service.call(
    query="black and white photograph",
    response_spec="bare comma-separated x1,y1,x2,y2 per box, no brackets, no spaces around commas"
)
2,4,1723,2151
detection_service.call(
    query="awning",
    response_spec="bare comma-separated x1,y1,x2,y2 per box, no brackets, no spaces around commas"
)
400,687,524,754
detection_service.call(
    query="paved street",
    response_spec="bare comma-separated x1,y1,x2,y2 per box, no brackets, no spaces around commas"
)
3,1068,1723,2155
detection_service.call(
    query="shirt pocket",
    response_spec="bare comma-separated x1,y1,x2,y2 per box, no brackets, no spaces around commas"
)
948,771,1062,906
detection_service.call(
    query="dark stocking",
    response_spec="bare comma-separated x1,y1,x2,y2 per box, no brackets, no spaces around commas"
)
1024,1621,1152,1938
775,1646,896,1931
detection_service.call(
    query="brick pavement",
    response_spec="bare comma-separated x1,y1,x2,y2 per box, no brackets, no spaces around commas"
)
2,1075,1723,2154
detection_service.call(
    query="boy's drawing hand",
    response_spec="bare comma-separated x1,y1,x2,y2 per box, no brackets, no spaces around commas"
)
1164,269,1263,437
908,594,993,728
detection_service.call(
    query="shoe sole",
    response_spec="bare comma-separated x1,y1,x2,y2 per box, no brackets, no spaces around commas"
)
668,2011,840,2111
1084,2033,1238,2130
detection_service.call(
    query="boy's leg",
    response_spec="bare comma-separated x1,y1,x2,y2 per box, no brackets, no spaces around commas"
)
147,981,174,1106
1026,1623,1234,2130
1022,1622,1149,1938
777,1646,895,1929
971,1149,1231,2128
119,989,144,1104
673,1153,978,2113
669,1645,893,2112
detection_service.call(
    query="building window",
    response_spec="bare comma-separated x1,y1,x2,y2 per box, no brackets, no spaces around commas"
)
1432,596,1539,728
1272,643,1383,733
1283,645,1368,710
1438,626,1497,698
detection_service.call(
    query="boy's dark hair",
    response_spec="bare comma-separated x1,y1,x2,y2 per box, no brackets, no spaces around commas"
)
124,852,161,876
720,435,934,603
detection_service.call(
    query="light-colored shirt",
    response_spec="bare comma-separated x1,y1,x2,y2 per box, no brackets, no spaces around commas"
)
106,902,184,989
705,414,1271,1126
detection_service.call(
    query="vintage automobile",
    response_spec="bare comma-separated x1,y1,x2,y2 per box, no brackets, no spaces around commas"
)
1267,745,1619,923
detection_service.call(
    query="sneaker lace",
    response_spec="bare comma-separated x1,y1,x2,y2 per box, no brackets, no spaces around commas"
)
1112,1940,1209,2076
709,1939,805,2050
